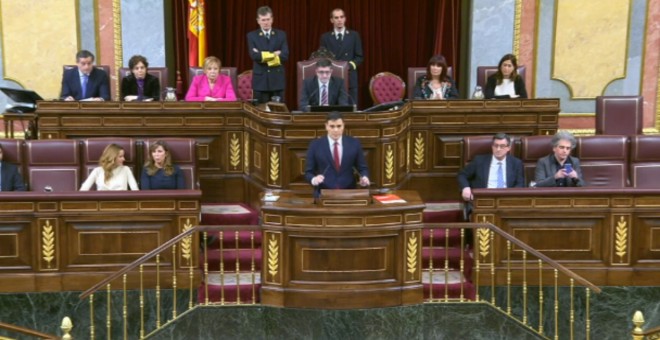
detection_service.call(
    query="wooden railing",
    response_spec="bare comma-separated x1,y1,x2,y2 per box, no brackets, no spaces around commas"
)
0,317,72,339
79,222,600,339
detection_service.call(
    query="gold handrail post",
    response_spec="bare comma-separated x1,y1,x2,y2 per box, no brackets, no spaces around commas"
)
632,310,645,340
61,316,73,340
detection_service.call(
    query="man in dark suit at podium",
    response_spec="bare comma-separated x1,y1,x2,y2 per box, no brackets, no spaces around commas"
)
305,112,369,197
247,6,290,104
60,50,110,101
320,8,363,107
0,144,26,191
299,58,349,111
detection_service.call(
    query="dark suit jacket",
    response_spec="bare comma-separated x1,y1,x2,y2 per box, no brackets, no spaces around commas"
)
534,154,585,187
60,67,110,100
247,29,289,92
484,74,528,99
320,29,363,91
413,75,459,100
1,161,26,191
457,154,525,190
299,76,349,110
304,135,369,196
120,73,160,101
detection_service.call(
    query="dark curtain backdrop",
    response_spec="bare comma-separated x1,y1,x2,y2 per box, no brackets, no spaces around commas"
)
173,0,461,108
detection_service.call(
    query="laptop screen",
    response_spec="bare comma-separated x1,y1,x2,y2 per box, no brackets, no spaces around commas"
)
0,87,43,104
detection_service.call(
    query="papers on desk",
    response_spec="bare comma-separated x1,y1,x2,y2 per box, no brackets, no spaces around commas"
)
263,193,280,202
373,194,406,204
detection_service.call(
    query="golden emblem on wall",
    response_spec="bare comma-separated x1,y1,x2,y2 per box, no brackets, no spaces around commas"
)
180,218,194,266
269,146,280,184
406,232,419,280
267,233,279,282
41,220,55,269
243,132,250,172
614,215,628,264
385,145,394,182
477,228,491,260
229,133,241,169
414,132,425,167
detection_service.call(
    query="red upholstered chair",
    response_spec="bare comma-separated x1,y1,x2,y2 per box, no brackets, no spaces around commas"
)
0,139,26,180
630,135,660,188
476,66,526,89
297,59,349,107
188,67,238,96
576,135,629,188
119,67,169,99
462,135,495,166
81,137,137,190
142,138,198,189
407,67,453,100
369,72,405,104
63,65,112,99
520,135,554,186
25,139,80,192
595,96,643,135
236,70,253,101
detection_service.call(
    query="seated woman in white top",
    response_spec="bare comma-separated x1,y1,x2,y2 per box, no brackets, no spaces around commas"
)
484,53,528,99
80,143,139,191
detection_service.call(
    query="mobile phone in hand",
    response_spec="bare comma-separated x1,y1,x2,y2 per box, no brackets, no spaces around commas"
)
564,163,573,174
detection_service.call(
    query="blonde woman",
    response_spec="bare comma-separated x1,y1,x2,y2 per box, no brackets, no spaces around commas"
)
185,56,236,101
80,143,139,191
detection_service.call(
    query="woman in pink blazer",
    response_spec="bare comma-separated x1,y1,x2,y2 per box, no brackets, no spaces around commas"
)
185,56,237,101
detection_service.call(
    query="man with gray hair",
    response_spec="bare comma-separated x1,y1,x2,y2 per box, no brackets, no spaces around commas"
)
534,130,585,187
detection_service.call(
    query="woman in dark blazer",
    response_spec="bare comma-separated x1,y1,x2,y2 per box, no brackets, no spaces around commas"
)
121,55,160,101
484,54,528,99
413,54,459,100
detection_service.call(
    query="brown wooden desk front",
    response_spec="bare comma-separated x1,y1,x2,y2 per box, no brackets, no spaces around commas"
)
0,190,201,292
260,190,425,309
472,188,660,286
36,100,559,204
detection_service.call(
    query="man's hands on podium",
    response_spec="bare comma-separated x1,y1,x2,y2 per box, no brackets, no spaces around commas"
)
359,176,370,187
311,175,324,186
461,187,473,201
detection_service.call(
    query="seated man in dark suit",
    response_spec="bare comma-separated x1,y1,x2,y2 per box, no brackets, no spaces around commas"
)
304,112,369,197
457,133,524,202
0,144,26,191
299,58,349,111
60,50,110,101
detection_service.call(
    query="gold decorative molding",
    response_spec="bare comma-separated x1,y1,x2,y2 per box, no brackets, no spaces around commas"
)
269,146,280,185
244,132,250,173
513,0,522,57
229,133,241,170
180,218,193,266
414,132,425,168
112,0,123,100
41,220,55,269
406,231,418,279
614,215,628,264
267,233,279,282
384,144,394,183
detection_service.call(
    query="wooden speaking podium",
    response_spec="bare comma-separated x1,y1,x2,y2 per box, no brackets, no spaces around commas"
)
260,190,425,309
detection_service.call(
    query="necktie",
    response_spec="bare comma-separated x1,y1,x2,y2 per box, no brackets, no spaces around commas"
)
81,74,89,98
137,79,144,100
333,142,340,170
321,84,328,106
497,162,505,188
337,33,343,41
265,31,270,40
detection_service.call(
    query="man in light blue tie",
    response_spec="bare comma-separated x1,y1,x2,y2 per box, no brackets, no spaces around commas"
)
60,50,110,101
457,133,525,203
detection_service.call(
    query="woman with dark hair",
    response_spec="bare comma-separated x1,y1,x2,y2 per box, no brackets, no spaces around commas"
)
140,140,185,190
484,53,528,99
121,55,161,101
413,54,459,100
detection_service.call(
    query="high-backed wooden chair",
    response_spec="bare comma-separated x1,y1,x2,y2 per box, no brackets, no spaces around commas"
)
595,96,643,135
142,138,198,190
297,59,349,107
119,67,169,100
369,72,405,104
520,135,554,186
236,70,254,101
577,135,629,188
475,65,526,89
630,135,660,188
25,139,80,192
407,67,453,100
